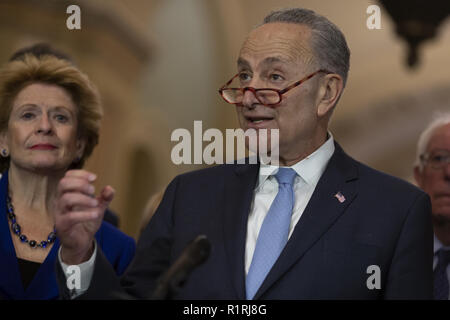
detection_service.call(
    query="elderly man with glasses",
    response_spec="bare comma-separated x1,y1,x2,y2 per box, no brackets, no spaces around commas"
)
54,8,432,300
414,113,450,300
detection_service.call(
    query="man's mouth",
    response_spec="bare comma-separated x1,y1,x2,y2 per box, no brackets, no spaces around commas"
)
245,116,274,125
251,119,267,124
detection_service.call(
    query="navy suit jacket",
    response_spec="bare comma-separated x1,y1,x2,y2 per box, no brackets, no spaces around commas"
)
0,171,136,300
57,142,433,299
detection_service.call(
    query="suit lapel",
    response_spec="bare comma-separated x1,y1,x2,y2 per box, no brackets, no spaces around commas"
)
222,162,259,300
254,143,359,299
0,171,60,299
0,171,26,299
25,239,60,299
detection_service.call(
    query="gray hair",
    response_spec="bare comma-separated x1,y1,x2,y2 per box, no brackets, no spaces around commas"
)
415,111,450,170
263,8,350,87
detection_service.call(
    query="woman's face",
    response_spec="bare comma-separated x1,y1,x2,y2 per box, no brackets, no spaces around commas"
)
3,82,85,174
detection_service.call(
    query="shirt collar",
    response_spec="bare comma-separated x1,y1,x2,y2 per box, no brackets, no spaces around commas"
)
257,132,335,188
434,234,450,254
434,234,442,255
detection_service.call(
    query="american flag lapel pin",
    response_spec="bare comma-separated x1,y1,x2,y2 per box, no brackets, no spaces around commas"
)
334,192,346,203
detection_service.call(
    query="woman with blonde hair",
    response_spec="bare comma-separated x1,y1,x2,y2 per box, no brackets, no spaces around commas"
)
0,44,135,299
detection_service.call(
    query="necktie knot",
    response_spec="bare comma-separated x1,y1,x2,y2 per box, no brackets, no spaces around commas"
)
274,168,297,186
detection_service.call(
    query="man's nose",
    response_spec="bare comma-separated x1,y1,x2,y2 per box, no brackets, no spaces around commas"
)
241,88,260,108
441,161,450,182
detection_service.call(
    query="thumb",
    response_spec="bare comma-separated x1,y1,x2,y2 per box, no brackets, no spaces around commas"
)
97,185,115,209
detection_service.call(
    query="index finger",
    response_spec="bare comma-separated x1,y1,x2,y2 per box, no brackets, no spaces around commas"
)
65,169,97,182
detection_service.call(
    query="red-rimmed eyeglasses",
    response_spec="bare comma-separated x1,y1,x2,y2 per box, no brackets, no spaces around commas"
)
218,69,331,107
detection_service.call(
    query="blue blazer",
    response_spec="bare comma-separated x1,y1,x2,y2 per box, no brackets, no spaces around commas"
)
0,171,136,300
58,142,433,299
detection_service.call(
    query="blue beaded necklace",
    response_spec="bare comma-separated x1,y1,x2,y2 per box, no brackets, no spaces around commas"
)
6,196,56,249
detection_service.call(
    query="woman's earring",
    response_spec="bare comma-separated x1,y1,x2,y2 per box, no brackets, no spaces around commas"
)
1,149,8,157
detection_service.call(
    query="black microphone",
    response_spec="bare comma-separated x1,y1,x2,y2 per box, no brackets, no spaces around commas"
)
151,235,211,300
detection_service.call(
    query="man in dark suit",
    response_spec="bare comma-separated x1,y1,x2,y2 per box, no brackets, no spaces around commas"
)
54,8,433,299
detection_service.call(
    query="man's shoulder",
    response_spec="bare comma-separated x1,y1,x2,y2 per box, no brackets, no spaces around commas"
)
175,161,256,182
333,142,425,199
348,155,425,198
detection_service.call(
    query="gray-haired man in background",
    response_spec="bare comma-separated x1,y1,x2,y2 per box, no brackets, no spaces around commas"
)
414,112,450,300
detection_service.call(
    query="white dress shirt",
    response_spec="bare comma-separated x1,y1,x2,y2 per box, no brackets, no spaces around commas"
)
433,235,450,300
58,241,97,298
245,134,335,274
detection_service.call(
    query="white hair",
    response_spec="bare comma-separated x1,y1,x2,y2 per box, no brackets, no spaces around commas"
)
415,111,450,170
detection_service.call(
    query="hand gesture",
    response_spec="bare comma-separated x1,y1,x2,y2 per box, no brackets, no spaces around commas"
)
55,170,115,264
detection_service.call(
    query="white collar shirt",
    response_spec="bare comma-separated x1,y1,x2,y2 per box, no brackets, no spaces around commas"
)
245,133,335,274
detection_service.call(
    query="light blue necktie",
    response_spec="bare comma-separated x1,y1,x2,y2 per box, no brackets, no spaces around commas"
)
246,167,297,300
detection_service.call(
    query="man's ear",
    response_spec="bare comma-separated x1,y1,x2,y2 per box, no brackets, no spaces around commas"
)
414,165,424,188
316,74,344,118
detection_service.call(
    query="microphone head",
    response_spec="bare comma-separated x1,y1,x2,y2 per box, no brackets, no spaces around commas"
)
150,234,212,300
187,235,211,267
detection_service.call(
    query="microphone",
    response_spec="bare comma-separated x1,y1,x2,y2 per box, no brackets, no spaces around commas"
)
151,235,211,300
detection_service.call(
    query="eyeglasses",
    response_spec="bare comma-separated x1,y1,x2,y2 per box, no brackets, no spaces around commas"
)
218,69,331,106
420,149,450,169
